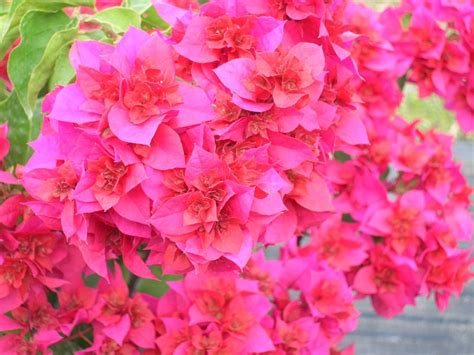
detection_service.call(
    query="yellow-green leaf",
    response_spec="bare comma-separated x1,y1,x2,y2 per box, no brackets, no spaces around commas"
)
90,6,141,34
0,0,93,59
7,10,74,117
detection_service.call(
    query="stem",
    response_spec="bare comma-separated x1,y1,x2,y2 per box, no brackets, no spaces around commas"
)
55,326,93,347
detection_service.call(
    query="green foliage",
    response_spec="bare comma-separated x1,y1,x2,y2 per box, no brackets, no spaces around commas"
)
48,44,76,90
136,266,183,297
8,11,77,117
0,0,93,59
401,13,412,29
141,4,169,31
0,92,42,165
123,0,169,30
90,6,141,33
123,0,152,13
334,151,352,162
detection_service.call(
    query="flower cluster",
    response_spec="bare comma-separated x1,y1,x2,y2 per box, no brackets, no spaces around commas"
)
21,0,368,276
313,117,473,318
301,1,474,319
0,0,472,353
375,0,474,132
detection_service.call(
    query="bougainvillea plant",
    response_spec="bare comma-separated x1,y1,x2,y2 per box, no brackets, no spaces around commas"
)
0,0,472,353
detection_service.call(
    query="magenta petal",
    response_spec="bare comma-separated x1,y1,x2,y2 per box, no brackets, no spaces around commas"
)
122,237,157,280
367,209,392,235
0,171,17,184
289,42,325,78
294,173,334,212
113,188,150,224
214,58,256,100
174,17,219,63
78,240,108,279
231,94,273,112
224,231,252,269
273,86,304,108
95,190,121,211
108,27,150,78
102,315,131,346
123,163,148,194
108,104,163,145
49,84,100,124
110,210,152,239
0,291,23,313
400,190,425,211
267,131,315,170
263,209,297,244
129,322,156,348
0,194,23,228
137,35,175,75
185,145,222,183
353,266,377,294
0,314,21,332
172,84,215,128
244,325,275,353
60,200,78,239
152,0,188,26
143,124,185,170
252,16,285,52
252,192,286,215
336,114,369,145
70,40,114,72
149,194,196,235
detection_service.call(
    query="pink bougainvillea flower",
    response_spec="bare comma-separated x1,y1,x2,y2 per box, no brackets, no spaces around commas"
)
152,0,199,27
214,42,325,110
150,146,259,270
156,271,275,354
0,194,24,229
363,190,426,256
301,268,359,330
353,246,421,318
287,170,334,213
74,156,147,212
50,28,214,146
0,213,68,313
90,265,155,347
306,214,368,271
175,13,285,63
408,8,446,60
424,250,474,312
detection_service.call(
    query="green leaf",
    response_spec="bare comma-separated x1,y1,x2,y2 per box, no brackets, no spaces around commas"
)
0,0,93,59
8,11,75,117
135,266,182,298
124,0,152,14
50,340,84,353
334,151,352,162
48,45,76,90
0,92,42,165
141,4,169,31
90,6,141,33
342,213,356,223
401,13,412,29
397,73,407,91
28,25,78,112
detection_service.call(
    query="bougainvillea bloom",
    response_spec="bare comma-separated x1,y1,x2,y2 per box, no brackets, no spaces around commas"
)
0,0,472,353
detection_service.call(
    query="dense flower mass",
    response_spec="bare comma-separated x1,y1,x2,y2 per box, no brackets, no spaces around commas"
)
0,0,472,353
